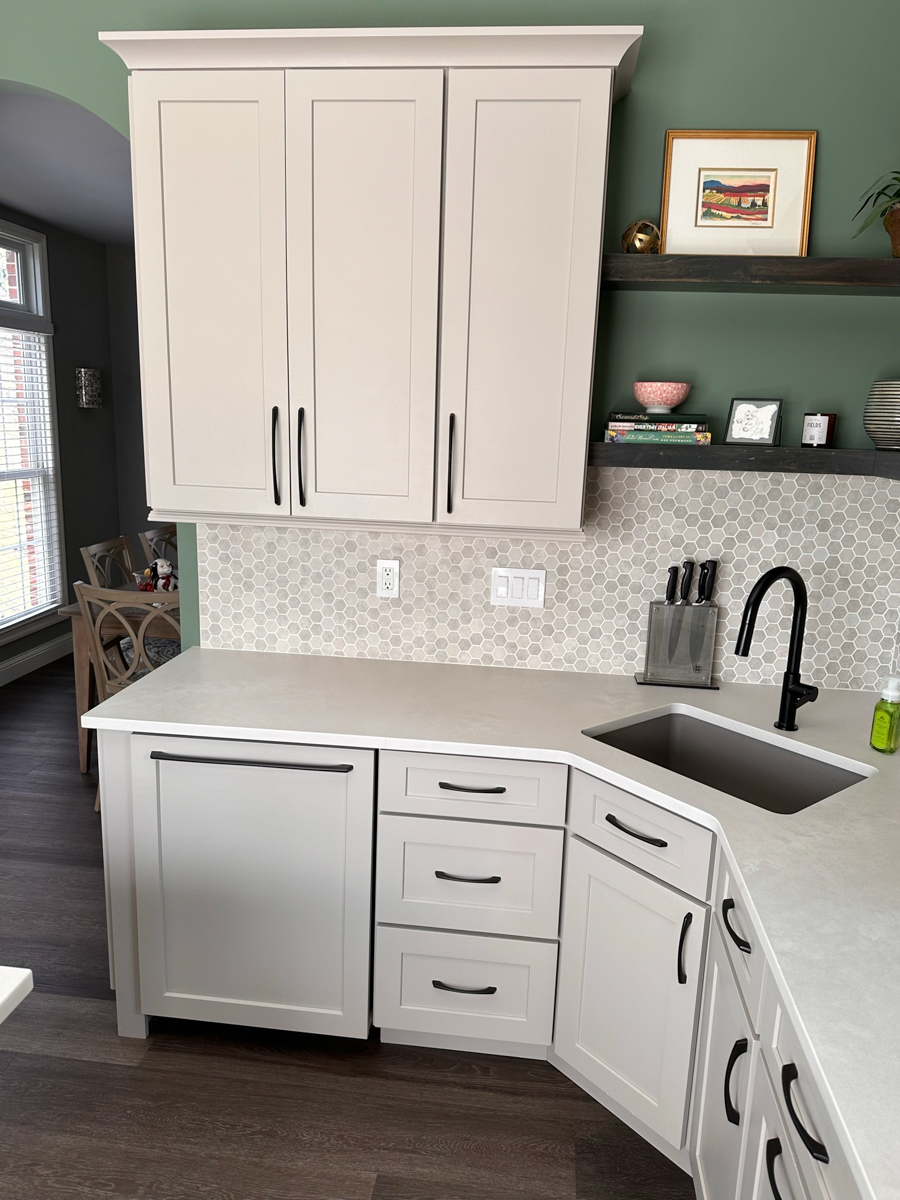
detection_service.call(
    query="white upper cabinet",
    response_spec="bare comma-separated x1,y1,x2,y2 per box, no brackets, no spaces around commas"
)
437,68,612,531
286,70,443,522
130,71,289,517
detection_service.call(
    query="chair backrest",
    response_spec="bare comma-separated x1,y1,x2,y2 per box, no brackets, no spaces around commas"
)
74,582,181,701
139,524,178,568
80,536,136,589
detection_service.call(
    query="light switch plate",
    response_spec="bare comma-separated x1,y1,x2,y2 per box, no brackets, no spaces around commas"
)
376,559,400,598
490,566,546,608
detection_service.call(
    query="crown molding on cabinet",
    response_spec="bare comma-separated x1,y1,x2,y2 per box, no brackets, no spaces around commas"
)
99,26,644,100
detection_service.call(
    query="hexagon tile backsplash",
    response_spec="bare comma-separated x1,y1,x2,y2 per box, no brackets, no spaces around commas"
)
198,466,900,691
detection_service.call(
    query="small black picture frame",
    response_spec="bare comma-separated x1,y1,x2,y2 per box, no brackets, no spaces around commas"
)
724,397,783,446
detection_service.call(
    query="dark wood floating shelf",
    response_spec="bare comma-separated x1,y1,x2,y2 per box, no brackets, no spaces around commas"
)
589,442,900,480
601,254,900,291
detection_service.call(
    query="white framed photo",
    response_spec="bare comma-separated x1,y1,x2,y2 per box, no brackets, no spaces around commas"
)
724,398,784,446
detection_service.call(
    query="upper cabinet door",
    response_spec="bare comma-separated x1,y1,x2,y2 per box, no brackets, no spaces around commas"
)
437,69,612,532
286,70,443,522
130,71,289,517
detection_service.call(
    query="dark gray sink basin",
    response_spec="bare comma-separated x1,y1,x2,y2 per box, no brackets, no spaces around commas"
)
584,708,871,814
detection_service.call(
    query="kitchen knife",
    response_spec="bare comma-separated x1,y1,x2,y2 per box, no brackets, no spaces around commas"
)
677,560,694,605
668,560,694,662
695,562,710,608
690,559,715,668
698,559,718,605
664,565,679,605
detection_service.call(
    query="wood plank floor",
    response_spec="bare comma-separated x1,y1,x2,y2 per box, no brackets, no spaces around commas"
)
0,658,696,1199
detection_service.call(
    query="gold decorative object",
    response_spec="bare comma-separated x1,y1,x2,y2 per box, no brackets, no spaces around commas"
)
621,220,661,254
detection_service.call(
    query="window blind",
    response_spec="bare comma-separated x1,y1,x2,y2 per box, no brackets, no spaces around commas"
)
0,327,62,631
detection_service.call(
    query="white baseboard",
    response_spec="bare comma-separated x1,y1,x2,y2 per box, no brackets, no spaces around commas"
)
0,631,73,688
380,1027,548,1061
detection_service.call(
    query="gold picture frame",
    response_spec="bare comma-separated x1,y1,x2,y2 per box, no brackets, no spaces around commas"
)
659,130,817,255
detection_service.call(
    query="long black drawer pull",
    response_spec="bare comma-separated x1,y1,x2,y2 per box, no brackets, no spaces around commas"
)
446,412,456,514
605,812,668,848
271,406,281,506
435,870,501,885
765,1138,785,1200
438,781,507,795
297,406,306,507
724,1037,749,1125
677,912,692,985
150,751,353,773
433,980,497,995
782,1064,829,1163
722,898,752,954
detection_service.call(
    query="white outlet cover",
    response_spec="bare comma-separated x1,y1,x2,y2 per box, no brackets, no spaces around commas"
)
490,566,546,608
376,559,400,598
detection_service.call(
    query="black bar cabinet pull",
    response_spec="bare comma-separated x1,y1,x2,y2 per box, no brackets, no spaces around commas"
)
677,912,692,984
435,870,501,885
765,1137,785,1200
446,412,456,514
271,406,281,506
723,1037,749,1125
722,898,752,954
433,980,497,995
782,1064,829,1163
605,812,668,848
438,781,506,795
149,751,353,773
297,407,306,507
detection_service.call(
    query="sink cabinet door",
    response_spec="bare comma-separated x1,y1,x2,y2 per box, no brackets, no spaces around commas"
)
691,922,759,1200
131,736,375,1037
554,836,708,1148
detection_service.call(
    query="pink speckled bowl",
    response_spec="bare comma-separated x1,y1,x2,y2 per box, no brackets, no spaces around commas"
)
633,381,692,414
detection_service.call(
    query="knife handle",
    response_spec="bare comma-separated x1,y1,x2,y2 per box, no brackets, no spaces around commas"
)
678,560,695,605
665,566,679,605
702,559,718,604
696,562,710,607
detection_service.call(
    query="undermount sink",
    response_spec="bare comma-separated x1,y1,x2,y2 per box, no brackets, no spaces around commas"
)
584,706,873,813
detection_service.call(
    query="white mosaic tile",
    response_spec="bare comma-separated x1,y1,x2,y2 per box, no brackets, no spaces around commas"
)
197,466,900,692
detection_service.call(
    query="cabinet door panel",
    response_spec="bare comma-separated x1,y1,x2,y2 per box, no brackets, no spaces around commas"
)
130,71,288,516
287,70,443,521
741,1062,809,1200
131,736,374,1036
692,922,759,1200
438,68,611,531
554,836,707,1148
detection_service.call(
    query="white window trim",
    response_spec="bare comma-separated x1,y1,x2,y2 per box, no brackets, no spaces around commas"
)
0,218,67,643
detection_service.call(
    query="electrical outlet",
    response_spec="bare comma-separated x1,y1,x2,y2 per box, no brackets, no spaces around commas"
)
490,566,546,608
376,559,400,598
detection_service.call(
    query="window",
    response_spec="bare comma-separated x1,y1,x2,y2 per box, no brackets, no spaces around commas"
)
0,221,62,635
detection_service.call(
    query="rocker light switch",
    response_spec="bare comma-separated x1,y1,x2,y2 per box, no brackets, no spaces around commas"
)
490,567,546,608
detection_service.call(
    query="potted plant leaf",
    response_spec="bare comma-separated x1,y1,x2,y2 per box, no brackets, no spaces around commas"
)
853,170,900,256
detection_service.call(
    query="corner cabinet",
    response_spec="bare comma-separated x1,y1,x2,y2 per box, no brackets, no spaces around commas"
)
113,27,640,533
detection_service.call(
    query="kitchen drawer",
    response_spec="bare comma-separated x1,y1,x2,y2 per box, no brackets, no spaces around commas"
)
376,814,564,938
374,924,557,1045
740,1057,810,1200
569,769,714,900
758,973,862,1200
379,750,567,825
715,853,766,1031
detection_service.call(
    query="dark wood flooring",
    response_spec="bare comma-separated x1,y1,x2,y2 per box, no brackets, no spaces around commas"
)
0,658,696,1200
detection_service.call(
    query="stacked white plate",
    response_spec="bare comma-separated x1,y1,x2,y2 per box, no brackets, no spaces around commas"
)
864,380,900,449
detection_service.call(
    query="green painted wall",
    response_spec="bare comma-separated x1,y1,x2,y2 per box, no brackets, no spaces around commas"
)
176,523,201,649
5,2,897,642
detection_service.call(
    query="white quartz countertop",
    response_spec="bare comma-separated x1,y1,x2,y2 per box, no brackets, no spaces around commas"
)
85,648,900,1199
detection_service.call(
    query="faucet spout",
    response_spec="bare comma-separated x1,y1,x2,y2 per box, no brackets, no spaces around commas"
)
735,566,818,731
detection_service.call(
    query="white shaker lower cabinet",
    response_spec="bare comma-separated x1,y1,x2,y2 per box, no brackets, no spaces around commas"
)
554,835,708,1149
691,922,760,1200
130,736,375,1037
740,1062,810,1200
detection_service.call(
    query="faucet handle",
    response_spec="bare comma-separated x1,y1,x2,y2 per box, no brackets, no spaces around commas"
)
788,681,819,709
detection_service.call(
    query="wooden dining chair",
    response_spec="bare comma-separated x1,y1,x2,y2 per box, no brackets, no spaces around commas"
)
74,582,181,810
80,536,137,589
139,523,177,568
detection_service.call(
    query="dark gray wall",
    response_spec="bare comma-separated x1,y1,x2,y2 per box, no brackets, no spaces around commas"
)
107,243,149,544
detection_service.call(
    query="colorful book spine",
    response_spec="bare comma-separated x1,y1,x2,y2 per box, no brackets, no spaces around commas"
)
604,430,712,445
607,422,708,432
607,412,707,423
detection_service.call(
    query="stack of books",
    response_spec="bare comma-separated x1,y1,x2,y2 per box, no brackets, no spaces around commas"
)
604,412,711,445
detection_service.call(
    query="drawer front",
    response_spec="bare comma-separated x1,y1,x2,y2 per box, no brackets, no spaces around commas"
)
379,750,567,825
569,769,714,900
374,924,557,1045
740,1058,810,1200
376,814,564,938
759,972,862,1200
715,853,766,1032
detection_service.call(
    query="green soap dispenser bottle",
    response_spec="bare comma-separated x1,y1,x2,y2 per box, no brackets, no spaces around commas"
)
870,677,900,754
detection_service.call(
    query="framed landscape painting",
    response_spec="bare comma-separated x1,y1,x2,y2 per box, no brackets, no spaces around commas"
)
660,131,816,255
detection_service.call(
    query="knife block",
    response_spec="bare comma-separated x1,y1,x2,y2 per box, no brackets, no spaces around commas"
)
637,602,718,689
